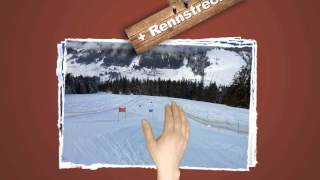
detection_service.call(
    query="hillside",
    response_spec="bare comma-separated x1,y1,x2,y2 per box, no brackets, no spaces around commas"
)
65,41,252,86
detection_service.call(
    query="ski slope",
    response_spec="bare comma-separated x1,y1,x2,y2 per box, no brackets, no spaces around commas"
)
62,93,249,169
66,48,246,87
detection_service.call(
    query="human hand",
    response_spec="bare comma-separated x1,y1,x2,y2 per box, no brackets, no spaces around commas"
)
142,102,190,180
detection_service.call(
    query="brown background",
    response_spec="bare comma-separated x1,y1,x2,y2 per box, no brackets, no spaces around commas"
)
1,0,319,179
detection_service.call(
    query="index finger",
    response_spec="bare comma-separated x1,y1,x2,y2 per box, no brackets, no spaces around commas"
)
164,104,174,133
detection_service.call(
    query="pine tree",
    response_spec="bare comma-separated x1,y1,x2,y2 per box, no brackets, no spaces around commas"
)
222,66,250,108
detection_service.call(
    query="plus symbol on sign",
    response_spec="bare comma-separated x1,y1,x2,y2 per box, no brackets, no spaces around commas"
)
138,33,146,41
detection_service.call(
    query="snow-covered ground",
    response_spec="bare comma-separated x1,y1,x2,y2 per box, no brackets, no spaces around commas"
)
66,48,246,87
62,93,249,169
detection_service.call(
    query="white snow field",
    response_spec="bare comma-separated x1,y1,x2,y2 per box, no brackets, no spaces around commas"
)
66,46,247,87
62,93,249,169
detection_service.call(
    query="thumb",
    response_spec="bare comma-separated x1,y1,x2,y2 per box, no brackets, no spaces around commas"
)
142,119,156,152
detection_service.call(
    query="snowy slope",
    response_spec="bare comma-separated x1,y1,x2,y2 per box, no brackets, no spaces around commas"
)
205,49,246,86
65,43,247,86
62,93,249,169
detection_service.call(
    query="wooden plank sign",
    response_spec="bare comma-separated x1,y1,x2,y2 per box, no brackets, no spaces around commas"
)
125,0,244,54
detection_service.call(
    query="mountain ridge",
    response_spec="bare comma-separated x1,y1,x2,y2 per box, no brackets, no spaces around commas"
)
65,41,252,86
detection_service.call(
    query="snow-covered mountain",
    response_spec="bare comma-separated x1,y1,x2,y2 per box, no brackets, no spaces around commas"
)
65,40,252,86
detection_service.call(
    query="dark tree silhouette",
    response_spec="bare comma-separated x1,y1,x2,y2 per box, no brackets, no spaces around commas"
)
65,69,251,109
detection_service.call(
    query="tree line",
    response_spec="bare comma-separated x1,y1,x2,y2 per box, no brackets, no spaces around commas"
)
64,66,250,108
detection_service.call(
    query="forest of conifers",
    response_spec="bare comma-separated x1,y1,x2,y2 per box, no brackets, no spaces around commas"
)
65,66,251,108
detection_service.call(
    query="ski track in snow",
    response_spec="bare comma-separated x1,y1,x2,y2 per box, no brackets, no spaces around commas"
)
62,93,249,169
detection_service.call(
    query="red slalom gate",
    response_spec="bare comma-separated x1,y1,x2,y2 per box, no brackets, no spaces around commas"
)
118,106,126,121
119,107,126,112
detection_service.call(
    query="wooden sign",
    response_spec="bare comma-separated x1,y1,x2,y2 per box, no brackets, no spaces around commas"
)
125,0,244,54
